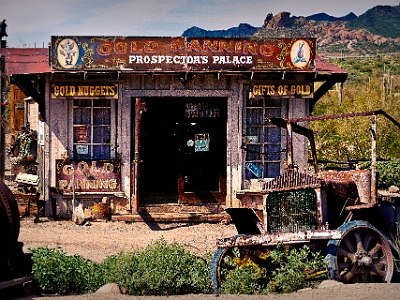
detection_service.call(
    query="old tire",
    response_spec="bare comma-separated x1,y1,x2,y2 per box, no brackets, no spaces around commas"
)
326,220,394,283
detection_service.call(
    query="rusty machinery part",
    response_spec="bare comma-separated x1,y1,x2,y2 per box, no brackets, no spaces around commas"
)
325,220,394,283
0,180,20,244
210,234,274,294
0,180,22,281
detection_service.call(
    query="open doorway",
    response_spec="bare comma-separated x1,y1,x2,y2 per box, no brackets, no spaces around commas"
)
138,97,226,204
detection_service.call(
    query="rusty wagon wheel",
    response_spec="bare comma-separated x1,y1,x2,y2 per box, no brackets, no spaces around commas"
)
210,238,273,294
326,220,394,283
0,180,21,279
0,180,20,243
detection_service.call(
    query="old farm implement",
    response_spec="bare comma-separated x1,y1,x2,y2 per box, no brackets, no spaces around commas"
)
0,180,33,294
210,110,400,292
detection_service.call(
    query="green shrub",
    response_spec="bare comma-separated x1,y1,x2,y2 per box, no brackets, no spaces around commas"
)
220,260,270,294
30,247,107,295
104,238,212,295
31,240,327,296
376,159,400,188
220,244,326,295
267,244,327,293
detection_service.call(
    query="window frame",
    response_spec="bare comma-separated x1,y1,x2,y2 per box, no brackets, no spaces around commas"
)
72,98,116,160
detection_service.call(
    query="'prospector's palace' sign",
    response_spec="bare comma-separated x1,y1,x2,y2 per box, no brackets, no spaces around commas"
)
51,36,316,72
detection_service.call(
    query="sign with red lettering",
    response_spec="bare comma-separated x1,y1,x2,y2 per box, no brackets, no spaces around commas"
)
77,126,88,143
52,36,316,72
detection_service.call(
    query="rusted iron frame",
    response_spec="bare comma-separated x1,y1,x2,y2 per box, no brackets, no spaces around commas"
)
266,116,318,173
216,229,342,248
287,110,400,127
267,110,400,205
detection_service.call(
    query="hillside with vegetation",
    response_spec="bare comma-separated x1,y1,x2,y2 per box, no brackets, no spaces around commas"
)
183,4,400,56
310,55,400,185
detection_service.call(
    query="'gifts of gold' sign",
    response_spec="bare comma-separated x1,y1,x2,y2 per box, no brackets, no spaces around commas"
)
250,83,313,98
56,160,121,192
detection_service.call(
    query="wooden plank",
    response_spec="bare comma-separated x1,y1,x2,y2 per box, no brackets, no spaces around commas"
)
112,212,229,223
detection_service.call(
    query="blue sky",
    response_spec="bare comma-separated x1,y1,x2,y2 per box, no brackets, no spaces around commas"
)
1,0,399,48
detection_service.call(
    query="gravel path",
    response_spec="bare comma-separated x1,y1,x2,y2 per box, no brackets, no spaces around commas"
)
15,217,400,300
18,218,237,262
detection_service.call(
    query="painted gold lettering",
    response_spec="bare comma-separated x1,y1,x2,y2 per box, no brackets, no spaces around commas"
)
187,39,202,52
260,44,274,56
57,180,68,189
145,41,159,53
131,41,144,53
97,41,113,55
235,41,243,53
77,161,89,173
109,179,117,189
53,85,59,97
278,85,288,95
220,40,234,52
244,42,258,54
63,164,74,176
76,179,85,189
91,161,98,173
99,179,109,189
170,38,186,51
203,40,219,52
114,41,129,54
102,163,114,174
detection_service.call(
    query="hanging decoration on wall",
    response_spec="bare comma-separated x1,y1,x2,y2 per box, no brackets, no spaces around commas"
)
246,162,262,178
195,133,210,152
77,126,88,143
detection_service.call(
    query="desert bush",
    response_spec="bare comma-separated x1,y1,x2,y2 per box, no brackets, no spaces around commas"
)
30,247,107,295
267,244,327,293
220,244,326,295
104,238,212,295
31,239,327,296
376,159,400,188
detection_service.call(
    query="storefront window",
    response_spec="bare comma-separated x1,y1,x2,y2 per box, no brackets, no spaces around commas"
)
73,99,114,160
244,97,281,180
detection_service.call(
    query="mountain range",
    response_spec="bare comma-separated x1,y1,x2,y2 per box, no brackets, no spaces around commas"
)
182,4,400,55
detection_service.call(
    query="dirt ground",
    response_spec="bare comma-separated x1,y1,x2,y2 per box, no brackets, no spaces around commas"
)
14,217,400,300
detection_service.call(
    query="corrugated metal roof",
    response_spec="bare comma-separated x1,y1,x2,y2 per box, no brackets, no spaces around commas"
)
0,48,50,74
315,55,347,74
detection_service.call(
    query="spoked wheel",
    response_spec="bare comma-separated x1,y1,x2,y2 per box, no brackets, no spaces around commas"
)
326,220,394,283
210,241,272,293
0,180,21,280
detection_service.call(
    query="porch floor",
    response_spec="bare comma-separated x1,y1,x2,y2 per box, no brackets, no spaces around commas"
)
112,203,229,223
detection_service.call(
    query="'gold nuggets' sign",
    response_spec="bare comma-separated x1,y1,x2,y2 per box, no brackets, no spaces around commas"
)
51,83,118,99
250,83,313,98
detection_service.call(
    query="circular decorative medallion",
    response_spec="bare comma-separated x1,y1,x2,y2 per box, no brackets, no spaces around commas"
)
57,38,79,69
290,39,311,68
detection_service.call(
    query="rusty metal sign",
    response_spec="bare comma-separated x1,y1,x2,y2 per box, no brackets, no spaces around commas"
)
56,160,121,192
51,36,316,72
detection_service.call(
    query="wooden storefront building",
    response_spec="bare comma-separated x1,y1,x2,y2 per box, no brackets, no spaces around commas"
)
7,36,347,221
